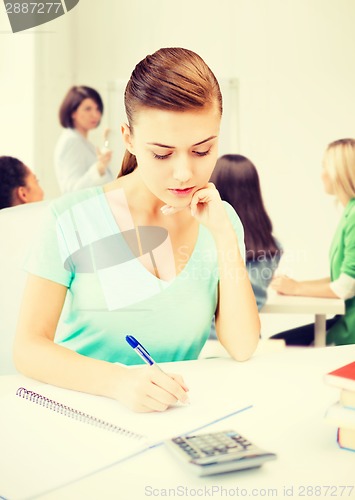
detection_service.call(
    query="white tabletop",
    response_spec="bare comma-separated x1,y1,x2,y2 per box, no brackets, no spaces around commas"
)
2,345,355,500
261,291,345,315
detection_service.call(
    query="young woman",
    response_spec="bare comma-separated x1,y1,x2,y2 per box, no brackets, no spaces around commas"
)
210,154,282,311
54,85,114,193
271,138,355,345
0,156,44,209
14,48,260,412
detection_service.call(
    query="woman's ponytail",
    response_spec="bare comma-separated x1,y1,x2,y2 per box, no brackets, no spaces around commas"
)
118,150,137,177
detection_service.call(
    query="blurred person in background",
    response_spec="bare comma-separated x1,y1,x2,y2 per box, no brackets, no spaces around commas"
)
209,154,282,338
0,156,44,209
271,138,355,346
54,85,114,193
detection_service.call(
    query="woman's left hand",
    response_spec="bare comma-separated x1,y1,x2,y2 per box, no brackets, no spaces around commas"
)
161,183,232,236
189,183,231,234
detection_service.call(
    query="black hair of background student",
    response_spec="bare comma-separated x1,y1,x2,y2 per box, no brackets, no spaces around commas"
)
210,154,282,311
0,156,43,209
210,154,279,259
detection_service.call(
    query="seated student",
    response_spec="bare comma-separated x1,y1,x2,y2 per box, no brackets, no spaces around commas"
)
0,156,44,209
210,154,282,310
14,48,260,413
271,138,355,346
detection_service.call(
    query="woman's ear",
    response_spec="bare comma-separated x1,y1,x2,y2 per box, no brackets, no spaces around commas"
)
12,186,28,205
121,123,135,154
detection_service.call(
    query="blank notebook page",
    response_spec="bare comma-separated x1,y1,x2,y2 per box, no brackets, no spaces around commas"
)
0,359,251,499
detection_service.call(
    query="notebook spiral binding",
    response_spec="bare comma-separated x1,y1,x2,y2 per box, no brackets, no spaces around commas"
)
16,387,144,441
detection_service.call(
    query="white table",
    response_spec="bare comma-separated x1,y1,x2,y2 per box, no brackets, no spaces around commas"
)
1,346,355,500
261,292,345,346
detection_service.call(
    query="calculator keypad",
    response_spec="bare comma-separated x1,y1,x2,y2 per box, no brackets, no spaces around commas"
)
172,431,254,462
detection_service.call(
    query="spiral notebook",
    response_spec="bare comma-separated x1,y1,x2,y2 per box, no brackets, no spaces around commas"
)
0,384,150,500
0,361,251,500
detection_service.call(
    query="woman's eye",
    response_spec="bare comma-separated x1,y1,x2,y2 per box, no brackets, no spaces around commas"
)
193,149,211,157
153,153,171,160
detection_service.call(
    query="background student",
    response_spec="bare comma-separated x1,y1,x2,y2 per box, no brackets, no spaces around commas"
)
271,138,355,346
14,47,260,413
54,85,114,193
211,154,282,309
0,156,44,209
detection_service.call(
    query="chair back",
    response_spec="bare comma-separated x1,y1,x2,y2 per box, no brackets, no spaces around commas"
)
0,201,49,374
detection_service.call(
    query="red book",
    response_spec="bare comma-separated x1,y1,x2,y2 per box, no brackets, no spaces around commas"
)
324,361,355,391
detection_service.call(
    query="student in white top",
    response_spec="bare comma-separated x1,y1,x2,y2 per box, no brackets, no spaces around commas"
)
54,86,114,193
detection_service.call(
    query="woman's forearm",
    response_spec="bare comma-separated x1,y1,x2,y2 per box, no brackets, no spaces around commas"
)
14,334,125,399
272,275,336,298
214,225,260,361
294,279,337,298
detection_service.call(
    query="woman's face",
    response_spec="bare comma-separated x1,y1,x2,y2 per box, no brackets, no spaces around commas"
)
123,105,221,208
321,159,335,195
72,98,101,134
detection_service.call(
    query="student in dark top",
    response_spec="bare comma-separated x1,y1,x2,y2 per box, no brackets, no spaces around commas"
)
210,154,282,316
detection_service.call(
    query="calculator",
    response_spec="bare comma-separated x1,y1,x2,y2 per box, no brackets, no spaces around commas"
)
164,430,277,476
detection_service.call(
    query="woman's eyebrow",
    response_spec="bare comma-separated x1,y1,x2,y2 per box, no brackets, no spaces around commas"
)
147,135,217,149
147,142,174,148
193,135,217,147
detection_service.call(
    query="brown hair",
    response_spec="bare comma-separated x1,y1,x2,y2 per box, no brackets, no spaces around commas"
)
59,86,104,128
210,154,280,260
119,47,222,177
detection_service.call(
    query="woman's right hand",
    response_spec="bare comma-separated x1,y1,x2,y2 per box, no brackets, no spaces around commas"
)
115,365,189,412
271,275,300,295
96,147,112,176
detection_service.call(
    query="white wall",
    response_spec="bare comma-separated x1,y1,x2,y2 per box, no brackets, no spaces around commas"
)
1,0,355,281
0,6,76,199
0,14,36,168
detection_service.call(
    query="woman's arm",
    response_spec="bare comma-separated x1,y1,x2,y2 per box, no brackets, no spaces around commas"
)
214,228,260,361
14,275,188,412
271,275,337,298
190,185,260,361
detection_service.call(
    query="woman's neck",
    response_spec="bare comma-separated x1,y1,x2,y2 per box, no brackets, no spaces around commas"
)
104,171,192,226
337,191,350,207
74,126,88,139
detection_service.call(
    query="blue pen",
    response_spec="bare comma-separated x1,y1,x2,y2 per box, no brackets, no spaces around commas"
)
125,335,190,404
125,335,162,368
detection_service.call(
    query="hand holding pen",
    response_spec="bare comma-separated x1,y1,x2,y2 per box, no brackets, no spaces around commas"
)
121,335,189,412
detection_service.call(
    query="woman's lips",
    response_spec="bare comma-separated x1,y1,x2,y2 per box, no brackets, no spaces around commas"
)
168,187,195,197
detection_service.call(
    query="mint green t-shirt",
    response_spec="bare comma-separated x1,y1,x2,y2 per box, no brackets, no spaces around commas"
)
25,187,245,365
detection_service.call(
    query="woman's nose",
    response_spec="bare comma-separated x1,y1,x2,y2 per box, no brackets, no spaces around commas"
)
172,158,193,183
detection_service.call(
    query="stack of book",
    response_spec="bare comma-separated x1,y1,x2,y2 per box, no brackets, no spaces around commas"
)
324,361,355,451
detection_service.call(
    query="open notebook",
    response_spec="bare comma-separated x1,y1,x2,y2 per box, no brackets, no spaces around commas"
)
0,359,251,500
